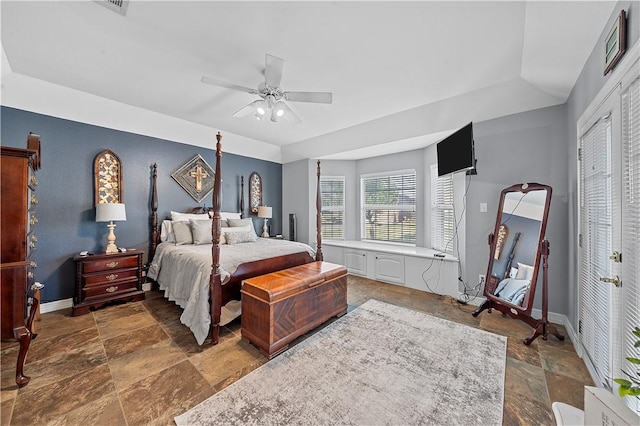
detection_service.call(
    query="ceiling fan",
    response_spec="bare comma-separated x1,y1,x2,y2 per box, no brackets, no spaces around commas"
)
201,54,332,123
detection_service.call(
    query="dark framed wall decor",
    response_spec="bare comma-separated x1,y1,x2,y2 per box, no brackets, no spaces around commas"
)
171,154,215,203
604,9,626,75
94,149,123,204
249,171,262,214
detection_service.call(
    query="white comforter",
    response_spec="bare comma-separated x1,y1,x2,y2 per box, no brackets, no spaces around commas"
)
147,239,315,344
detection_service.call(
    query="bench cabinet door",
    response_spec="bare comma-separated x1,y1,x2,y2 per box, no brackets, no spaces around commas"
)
345,249,367,276
374,252,405,284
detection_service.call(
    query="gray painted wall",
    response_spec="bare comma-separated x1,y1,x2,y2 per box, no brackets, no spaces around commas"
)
286,104,569,313
282,159,310,244
468,105,569,314
565,1,640,329
1,106,282,302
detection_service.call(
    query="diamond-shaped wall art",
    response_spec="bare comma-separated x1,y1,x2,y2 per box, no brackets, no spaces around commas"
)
172,154,215,203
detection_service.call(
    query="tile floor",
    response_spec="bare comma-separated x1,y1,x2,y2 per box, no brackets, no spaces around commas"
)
1,276,593,425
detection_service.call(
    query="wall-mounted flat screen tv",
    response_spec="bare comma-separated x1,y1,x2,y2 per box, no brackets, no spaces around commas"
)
436,122,476,177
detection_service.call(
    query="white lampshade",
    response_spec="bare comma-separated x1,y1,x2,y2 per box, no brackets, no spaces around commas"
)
96,203,127,222
258,206,272,219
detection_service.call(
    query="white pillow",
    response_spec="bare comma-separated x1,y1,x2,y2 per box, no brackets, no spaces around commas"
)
227,217,253,228
221,212,242,220
172,221,193,245
509,267,518,279
515,262,535,281
190,219,212,245
171,211,209,221
160,220,175,243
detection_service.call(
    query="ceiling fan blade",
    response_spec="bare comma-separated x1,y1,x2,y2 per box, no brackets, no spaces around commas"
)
201,76,257,94
232,104,255,118
264,54,284,88
233,99,269,119
283,91,333,104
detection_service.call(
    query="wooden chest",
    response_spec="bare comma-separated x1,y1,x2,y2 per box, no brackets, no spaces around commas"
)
241,261,348,358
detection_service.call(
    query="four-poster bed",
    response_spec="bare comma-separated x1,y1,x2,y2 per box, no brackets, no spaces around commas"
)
147,132,325,345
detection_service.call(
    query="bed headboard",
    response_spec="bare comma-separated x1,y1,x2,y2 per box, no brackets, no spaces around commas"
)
148,161,244,261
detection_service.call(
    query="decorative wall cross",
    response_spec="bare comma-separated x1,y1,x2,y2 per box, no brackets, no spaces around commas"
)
172,154,215,202
189,164,209,192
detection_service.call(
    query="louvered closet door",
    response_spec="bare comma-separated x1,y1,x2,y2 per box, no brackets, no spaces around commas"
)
621,71,640,414
578,86,622,389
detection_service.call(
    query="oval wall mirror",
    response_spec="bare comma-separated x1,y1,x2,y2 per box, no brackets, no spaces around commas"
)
472,182,564,345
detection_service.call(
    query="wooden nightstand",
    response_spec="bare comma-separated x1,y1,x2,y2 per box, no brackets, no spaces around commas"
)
72,251,145,316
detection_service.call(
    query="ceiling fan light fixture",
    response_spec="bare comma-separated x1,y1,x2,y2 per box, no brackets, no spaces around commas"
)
274,101,286,117
270,101,287,121
255,99,267,116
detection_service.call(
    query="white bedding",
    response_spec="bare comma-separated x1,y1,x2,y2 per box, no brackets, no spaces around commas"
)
147,239,315,344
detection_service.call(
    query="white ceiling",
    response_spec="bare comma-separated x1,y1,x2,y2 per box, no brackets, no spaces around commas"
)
1,1,617,162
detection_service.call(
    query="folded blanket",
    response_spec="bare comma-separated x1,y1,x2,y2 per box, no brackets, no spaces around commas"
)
494,278,530,306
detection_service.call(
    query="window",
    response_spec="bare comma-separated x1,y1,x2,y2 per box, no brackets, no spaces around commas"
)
361,170,416,244
320,176,345,240
431,164,454,254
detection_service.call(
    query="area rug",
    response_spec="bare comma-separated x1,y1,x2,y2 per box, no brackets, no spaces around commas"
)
175,299,507,425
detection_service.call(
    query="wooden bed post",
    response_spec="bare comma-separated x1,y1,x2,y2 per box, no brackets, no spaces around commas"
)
150,163,158,261
210,132,223,344
316,160,323,261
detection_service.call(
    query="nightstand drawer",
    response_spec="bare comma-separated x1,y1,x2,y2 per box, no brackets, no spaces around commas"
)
82,278,139,300
84,255,138,273
83,267,138,286
72,251,145,316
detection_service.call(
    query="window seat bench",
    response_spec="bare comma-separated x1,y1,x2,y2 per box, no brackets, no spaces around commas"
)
323,240,460,298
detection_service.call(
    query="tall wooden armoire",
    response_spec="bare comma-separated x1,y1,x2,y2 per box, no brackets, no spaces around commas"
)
1,133,41,387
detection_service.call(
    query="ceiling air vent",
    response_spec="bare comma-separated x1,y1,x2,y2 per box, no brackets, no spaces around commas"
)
95,0,129,16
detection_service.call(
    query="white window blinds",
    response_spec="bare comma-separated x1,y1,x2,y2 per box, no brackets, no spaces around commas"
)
431,164,454,254
579,113,613,385
320,176,345,240
621,75,640,414
361,171,416,244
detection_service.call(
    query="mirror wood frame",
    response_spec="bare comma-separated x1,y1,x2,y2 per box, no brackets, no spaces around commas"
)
472,182,564,345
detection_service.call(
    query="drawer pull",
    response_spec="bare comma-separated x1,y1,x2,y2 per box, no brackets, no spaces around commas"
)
31,194,38,205
106,261,119,268
105,286,118,293
30,261,37,268
30,176,38,187
105,274,118,281
30,215,38,225
27,271,34,279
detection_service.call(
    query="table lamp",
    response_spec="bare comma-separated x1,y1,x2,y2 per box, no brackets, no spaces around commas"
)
96,203,127,254
257,206,272,238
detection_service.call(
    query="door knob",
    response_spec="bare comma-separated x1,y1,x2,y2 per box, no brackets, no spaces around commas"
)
599,275,621,287
609,251,622,263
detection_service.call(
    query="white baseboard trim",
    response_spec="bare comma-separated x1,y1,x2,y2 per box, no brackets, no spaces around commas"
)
40,298,73,314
